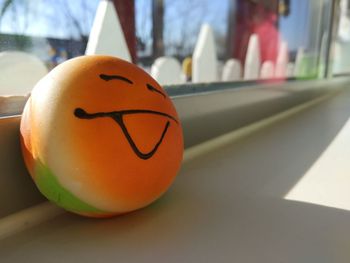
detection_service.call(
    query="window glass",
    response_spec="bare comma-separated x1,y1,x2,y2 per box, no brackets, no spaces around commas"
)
0,0,335,99
279,0,332,79
0,0,99,69
333,0,350,75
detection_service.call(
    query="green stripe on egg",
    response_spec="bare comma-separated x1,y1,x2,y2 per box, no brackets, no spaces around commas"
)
35,160,106,214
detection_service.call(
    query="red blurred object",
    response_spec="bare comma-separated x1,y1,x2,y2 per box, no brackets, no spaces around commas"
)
228,0,280,65
112,0,137,63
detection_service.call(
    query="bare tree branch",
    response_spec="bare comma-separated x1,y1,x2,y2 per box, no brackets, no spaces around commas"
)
0,0,13,23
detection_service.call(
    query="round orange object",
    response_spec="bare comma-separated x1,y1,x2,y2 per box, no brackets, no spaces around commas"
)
20,56,184,217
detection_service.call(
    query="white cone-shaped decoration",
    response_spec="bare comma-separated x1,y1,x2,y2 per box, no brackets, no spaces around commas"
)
192,24,218,83
294,47,305,77
244,34,261,80
85,0,131,62
260,61,275,79
0,51,48,96
275,41,289,78
151,57,182,85
222,59,241,81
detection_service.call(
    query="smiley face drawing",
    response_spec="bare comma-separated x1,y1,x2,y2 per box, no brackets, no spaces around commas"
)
20,56,184,217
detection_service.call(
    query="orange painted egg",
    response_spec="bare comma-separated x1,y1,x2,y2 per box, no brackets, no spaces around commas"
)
20,55,184,217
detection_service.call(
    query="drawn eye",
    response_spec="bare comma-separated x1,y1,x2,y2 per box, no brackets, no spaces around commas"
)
99,74,133,84
146,83,166,98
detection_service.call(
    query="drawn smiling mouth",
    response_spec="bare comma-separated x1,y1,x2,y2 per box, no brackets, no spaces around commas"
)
74,108,178,160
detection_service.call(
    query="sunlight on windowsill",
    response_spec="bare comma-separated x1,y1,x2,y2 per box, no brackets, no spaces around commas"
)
285,117,350,211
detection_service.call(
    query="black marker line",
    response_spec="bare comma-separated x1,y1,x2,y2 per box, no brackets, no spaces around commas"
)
74,108,178,124
74,108,177,160
146,83,166,98
112,114,170,160
100,74,133,84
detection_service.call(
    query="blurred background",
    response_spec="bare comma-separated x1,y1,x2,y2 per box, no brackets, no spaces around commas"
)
0,0,348,85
